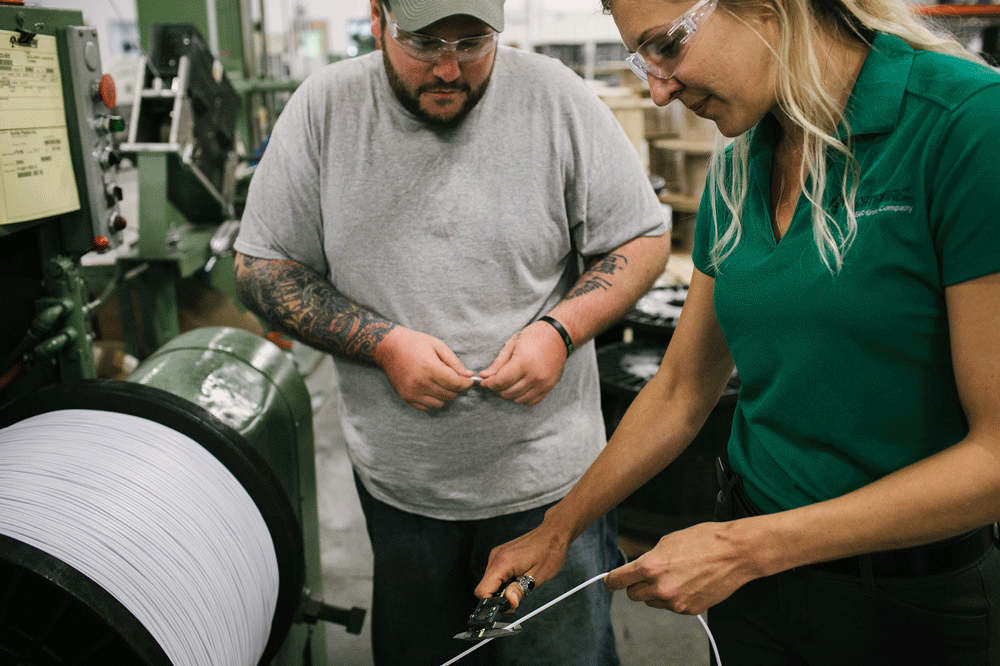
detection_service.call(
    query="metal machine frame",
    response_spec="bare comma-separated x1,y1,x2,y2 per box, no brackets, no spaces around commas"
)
0,6,361,664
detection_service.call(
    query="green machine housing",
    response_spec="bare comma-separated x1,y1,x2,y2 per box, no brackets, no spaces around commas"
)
0,5,361,665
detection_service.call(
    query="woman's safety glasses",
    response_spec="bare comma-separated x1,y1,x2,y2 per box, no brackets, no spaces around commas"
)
385,10,499,63
625,0,718,82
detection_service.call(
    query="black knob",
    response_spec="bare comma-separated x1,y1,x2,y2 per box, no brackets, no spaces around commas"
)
105,185,123,205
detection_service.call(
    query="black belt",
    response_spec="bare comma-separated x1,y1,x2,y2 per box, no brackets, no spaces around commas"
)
715,458,999,579
809,524,996,578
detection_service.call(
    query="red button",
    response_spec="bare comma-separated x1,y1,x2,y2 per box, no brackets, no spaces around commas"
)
98,74,116,109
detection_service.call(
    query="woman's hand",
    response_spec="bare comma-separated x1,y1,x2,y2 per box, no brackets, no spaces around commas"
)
605,519,763,616
474,520,573,609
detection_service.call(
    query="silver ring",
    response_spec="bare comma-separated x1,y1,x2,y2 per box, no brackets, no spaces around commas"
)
516,574,535,596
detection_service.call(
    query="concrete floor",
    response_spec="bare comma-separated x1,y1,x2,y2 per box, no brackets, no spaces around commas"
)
302,352,711,666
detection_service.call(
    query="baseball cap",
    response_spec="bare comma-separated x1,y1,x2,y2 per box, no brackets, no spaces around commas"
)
390,0,505,33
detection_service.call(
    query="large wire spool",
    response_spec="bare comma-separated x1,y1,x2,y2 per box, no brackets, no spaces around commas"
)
0,379,305,666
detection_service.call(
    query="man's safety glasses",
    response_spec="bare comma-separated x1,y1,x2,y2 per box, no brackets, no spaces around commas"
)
625,0,718,82
385,10,499,63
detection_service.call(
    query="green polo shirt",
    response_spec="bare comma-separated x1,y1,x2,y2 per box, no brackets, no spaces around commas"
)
693,33,1000,514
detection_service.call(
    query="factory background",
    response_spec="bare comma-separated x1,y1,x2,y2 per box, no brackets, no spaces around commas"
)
1,0,997,664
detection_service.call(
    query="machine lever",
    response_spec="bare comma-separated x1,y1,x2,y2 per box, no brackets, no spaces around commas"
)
15,28,37,46
300,597,367,635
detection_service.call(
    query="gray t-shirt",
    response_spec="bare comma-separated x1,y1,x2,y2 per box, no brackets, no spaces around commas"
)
236,47,666,520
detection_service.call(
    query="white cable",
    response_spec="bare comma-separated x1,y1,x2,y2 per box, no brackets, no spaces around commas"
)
439,572,722,666
698,613,722,665
0,409,280,666
504,571,608,631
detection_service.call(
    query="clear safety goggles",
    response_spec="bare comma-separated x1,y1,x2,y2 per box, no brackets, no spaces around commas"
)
385,10,499,63
625,0,718,82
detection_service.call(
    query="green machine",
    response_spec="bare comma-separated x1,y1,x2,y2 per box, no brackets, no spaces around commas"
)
115,18,244,359
108,0,297,360
0,5,362,665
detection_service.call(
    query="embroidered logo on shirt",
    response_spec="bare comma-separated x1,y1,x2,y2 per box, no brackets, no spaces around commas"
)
829,188,913,217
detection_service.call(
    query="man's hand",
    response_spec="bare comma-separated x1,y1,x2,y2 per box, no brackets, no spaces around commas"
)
375,327,476,411
477,321,568,405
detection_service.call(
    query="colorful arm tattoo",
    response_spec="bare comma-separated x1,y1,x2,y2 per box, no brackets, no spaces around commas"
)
235,254,395,362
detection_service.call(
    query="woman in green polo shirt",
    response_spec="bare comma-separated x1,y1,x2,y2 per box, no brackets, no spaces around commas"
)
475,0,1000,662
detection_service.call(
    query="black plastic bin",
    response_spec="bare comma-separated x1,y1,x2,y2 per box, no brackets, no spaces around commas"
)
597,297,740,541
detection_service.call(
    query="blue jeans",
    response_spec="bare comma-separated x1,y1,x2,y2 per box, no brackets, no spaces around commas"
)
354,476,623,666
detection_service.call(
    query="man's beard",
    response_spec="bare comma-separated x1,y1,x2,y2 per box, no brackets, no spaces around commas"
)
381,37,493,129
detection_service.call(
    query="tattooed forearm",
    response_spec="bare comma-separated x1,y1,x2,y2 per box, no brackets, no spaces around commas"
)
566,253,629,300
235,254,394,362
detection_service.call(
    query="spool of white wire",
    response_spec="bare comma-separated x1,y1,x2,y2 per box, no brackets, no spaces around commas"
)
0,409,281,666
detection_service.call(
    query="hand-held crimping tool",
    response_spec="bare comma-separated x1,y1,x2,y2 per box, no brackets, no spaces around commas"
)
453,580,527,641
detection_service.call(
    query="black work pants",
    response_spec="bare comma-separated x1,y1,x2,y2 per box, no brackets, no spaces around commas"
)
710,465,1000,665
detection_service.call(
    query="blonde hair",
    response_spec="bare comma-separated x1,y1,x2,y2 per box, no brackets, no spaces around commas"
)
700,0,983,272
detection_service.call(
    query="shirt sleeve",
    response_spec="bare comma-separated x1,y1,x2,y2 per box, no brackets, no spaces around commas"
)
562,82,667,258
691,183,718,278
234,74,329,277
929,82,1000,287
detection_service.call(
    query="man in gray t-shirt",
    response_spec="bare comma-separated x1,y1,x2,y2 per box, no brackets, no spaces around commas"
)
234,0,669,663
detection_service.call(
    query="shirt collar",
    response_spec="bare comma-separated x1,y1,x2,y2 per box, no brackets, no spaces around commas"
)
841,32,914,137
747,33,913,162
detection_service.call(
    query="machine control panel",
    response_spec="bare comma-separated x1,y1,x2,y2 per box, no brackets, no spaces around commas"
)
61,25,127,251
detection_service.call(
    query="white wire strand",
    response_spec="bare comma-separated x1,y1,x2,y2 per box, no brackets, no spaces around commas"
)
439,572,722,666
0,410,280,666
698,613,721,664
